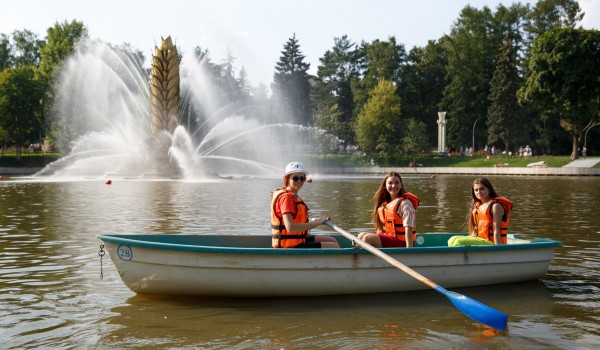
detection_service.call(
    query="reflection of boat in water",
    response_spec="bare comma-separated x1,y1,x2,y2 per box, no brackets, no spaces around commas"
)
102,281,556,348
97,232,561,297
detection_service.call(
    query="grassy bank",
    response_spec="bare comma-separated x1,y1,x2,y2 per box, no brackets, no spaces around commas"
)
300,153,575,168
394,155,573,167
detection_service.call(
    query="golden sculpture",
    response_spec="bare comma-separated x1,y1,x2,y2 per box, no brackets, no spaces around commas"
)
150,36,180,138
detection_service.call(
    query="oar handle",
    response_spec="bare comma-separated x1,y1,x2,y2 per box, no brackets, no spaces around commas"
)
324,221,437,289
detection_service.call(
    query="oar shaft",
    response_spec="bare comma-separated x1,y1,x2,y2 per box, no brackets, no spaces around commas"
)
325,220,509,332
325,221,436,289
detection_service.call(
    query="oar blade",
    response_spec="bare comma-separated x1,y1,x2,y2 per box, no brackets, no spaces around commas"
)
325,221,509,332
436,286,508,332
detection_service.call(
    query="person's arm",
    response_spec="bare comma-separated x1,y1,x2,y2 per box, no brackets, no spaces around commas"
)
399,199,416,247
404,227,414,247
282,213,328,232
491,203,505,244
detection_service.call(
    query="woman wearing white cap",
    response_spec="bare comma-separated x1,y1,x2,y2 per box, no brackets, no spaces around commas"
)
270,162,340,248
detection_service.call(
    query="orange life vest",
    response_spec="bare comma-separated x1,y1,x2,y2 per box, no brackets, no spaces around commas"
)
271,189,309,248
377,192,419,241
471,196,512,244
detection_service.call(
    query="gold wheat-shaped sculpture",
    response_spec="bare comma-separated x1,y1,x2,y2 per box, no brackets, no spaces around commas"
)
150,36,180,138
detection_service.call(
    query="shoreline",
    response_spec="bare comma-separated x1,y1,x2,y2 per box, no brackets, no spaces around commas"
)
2,166,599,177
318,166,600,176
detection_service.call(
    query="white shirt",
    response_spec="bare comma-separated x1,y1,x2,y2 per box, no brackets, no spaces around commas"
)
398,198,416,229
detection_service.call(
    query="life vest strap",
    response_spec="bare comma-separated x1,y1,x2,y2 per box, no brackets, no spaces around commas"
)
272,234,307,240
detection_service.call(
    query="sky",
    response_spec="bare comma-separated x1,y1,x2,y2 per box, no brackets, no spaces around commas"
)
1,0,599,87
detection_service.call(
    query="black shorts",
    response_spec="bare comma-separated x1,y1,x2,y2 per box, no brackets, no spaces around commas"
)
293,235,322,248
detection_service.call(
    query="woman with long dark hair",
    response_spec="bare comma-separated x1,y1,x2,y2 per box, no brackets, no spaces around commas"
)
357,171,419,248
449,177,512,246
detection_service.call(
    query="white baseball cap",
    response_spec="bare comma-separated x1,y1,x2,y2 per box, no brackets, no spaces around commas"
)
283,162,308,177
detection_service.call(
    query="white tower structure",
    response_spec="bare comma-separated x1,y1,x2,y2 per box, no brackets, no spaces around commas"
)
437,111,447,153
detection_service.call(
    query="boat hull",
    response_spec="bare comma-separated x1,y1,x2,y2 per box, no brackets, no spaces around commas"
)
98,233,561,297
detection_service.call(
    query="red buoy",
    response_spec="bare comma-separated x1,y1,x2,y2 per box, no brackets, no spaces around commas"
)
105,179,112,185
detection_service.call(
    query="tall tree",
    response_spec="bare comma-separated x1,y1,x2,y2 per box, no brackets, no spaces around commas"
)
238,66,251,99
519,0,584,153
193,45,219,75
442,5,502,150
38,20,87,148
38,20,88,82
11,29,44,67
272,34,312,125
398,39,448,148
493,3,530,74
312,35,359,142
519,28,600,159
353,37,405,116
526,0,583,38
220,49,240,102
487,35,523,152
0,66,44,158
0,34,12,70
354,79,400,161
362,37,405,84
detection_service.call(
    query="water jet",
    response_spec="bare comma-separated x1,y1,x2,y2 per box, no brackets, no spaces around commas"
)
35,36,341,180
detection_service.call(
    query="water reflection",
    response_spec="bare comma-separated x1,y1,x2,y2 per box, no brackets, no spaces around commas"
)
98,281,556,349
1,175,599,348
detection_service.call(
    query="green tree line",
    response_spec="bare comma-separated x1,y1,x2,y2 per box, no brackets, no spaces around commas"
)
0,20,86,159
1,0,599,163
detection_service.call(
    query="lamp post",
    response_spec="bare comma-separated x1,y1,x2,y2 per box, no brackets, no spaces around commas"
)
472,117,483,157
584,122,600,148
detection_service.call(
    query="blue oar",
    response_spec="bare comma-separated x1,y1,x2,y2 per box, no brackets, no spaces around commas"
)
325,221,508,332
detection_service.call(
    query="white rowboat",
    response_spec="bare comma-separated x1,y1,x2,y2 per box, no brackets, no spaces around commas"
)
97,233,561,297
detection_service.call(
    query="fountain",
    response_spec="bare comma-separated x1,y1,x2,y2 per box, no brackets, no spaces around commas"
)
35,36,341,180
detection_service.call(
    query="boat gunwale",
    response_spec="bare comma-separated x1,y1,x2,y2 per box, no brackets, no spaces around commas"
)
97,234,562,256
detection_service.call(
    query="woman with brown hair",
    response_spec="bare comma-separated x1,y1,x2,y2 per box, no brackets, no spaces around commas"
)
358,171,419,248
449,177,512,246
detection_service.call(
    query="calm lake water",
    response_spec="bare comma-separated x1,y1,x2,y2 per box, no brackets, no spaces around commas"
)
1,174,599,349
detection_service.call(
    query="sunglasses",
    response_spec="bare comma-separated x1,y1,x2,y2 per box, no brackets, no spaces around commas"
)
291,175,306,182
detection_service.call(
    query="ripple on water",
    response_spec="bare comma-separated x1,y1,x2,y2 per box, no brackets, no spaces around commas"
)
1,177,600,348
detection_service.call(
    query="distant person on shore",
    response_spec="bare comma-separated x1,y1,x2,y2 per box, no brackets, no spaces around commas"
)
449,177,512,246
358,171,419,248
270,162,340,248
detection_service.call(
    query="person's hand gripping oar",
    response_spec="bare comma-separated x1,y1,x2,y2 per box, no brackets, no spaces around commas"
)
324,220,508,332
